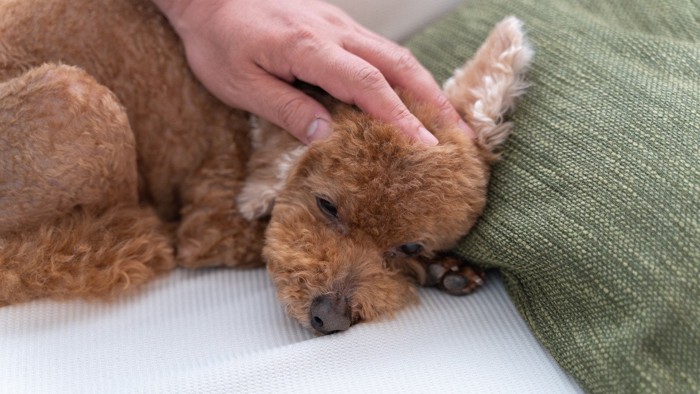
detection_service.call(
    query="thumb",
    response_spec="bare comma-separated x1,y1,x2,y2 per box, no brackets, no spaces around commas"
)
245,75,333,144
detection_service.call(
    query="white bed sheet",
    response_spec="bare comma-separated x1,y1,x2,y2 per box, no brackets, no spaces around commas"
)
0,269,581,393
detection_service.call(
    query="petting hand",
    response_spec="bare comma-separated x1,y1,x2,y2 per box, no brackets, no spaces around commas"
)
153,0,473,145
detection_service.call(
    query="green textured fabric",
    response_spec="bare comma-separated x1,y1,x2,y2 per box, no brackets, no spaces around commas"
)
407,1,700,393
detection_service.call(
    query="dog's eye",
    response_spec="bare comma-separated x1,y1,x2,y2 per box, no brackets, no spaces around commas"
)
316,196,338,219
399,243,423,256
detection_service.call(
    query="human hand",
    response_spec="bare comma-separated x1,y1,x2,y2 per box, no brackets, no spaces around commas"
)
153,0,473,145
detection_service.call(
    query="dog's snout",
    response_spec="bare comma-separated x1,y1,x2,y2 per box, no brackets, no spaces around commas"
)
309,293,351,335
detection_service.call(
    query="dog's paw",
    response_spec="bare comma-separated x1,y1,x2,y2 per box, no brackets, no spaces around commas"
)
237,141,308,221
237,182,277,221
422,253,485,295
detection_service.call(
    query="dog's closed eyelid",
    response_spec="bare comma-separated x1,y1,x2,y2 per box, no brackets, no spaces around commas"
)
399,243,423,256
384,243,427,260
315,195,338,219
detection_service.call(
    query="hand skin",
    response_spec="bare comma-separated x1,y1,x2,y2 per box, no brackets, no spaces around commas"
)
152,0,474,145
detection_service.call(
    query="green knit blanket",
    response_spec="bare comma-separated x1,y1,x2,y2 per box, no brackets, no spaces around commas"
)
407,1,700,392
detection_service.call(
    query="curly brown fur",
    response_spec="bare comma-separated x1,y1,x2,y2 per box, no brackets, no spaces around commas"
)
0,205,174,305
0,64,138,233
0,0,532,334
0,0,266,302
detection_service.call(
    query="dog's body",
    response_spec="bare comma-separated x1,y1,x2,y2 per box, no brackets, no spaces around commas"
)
0,0,531,333
0,0,266,304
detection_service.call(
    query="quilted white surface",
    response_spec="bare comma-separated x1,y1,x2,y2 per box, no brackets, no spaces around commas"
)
0,269,581,393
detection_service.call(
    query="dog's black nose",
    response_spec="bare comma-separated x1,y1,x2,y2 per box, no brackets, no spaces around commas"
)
309,293,351,335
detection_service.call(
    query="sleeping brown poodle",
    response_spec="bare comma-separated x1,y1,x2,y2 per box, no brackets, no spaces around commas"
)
0,0,531,334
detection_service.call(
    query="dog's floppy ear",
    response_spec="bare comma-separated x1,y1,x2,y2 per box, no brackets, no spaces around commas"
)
237,117,307,220
443,16,533,154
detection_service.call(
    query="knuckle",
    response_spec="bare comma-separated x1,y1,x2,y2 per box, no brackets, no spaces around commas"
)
354,65,385,91
291,27,317,43
394,47,419,72
276,94,308,126
288,28,322,55
324,13,346,28
388,102,413,123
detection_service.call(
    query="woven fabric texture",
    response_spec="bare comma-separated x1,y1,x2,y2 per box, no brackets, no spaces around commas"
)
407,0,699,393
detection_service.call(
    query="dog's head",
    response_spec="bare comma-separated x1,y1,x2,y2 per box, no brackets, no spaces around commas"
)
263,106,490,334
238,17,532,334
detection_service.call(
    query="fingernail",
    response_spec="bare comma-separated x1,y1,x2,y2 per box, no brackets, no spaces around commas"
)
306,117,332,142
418,126,439,146
458,119,476,140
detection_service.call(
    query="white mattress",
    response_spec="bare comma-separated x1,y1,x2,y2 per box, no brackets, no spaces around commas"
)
0,269,581,393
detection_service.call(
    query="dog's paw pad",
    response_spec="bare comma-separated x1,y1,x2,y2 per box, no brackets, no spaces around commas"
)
440,267,485,296
425,262,448,287
443,274,468,291
421,254,485,296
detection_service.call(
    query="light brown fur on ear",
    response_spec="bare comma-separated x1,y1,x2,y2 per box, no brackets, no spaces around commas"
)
237,116,307,221
444,16,533,154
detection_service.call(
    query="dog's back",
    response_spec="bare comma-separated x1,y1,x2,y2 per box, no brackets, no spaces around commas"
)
0,0,251,218
0,0,267,306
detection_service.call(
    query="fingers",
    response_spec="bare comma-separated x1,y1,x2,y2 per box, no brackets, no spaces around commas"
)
173,0,474,145
289,45,439,145
242,71,333,143
345,34,475,139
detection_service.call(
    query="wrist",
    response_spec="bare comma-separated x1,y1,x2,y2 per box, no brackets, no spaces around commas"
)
151,0,190,19
152,0,223,34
